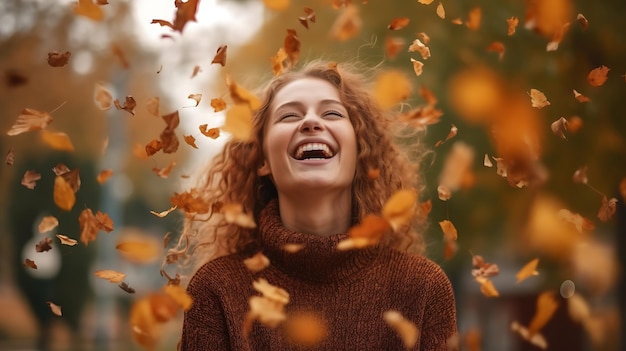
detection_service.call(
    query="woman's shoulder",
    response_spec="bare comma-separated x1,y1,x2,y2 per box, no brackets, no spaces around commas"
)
187,252,254,294
381,248,453,286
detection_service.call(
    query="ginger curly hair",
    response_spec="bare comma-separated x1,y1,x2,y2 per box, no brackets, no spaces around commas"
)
163,60,428,280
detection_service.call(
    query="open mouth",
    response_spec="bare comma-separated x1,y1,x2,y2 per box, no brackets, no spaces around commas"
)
293,143,335,160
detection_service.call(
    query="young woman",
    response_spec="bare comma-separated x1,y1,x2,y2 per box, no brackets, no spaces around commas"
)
175,61,458,350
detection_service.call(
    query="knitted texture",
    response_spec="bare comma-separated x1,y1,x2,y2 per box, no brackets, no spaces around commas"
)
181,200,458,350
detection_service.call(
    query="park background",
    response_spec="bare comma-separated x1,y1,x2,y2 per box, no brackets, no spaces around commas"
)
0,0,624,350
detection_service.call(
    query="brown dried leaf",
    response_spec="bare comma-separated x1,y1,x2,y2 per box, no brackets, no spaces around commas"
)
410,58,424,76
551,117,569,140
36,237,53,252
210,98,227,112
284,311,327,347
94,269,127,283
516,258,540,284
47,301,62,316
573,89,590,102
56,234,78,246
24,259,38,269
6,149,15,165
388,17,410,30
271,47,288,76
187,93,202,107
384,36,405,60
507,16,519,36
110,44,129,68
434,124,458,147
471,254,499,278
119,281,136,294
587,66,609,87
211,45,228,66
47,51,71,67
408,39,430,59
397,105,443,130
146,97,160,117
572,166,588,184
38,216,59,233
576,13,588,31
73,0,104,21
529,89,550,108
183,135,198,149
160,111,180,153
330,4,362,41
97,169,113,184
7,108,53,136
94,82,113,110
145,139,163,156
114,96,136,115
597,197,617,222
284,29,300,68
199,124,220,139
79,208,100,245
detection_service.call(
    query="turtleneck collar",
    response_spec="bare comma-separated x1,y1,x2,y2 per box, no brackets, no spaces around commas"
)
257,199,380,283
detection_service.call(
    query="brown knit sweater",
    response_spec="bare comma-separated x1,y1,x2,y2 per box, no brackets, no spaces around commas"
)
181,200,458,350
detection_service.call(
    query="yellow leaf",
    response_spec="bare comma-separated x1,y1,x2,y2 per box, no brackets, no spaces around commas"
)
40,131,75,151
116,236,161,264
97,169,113,184
129,297,160,350
243,252,271,273
223,104,254,141
210,98,227,112
163,284,193,311
587,65,609,87
94,269,127,283
383,310,419,348
373,70,412,110
528,89,550,109
516,258,540,283
436,2,445,19
56,234,78,246
150,206,177,218
381,189,417,231
330,4,362,42
528,291,559,337
53,175,75,211
263,0,289,11
439,220,458,241
227,77,261,110
465,7,481,31
476,277,499,297
73,0,104,21
284,311,328,347
38,216,59,233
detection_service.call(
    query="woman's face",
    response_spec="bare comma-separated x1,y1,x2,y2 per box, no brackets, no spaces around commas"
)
258,77,357,196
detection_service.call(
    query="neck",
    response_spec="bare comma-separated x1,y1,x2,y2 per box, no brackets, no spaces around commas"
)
276,190,353,236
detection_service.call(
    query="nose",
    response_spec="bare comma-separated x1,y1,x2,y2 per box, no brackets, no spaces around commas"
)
299,112,324,133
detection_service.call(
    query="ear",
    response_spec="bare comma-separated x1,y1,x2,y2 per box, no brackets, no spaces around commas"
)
257,160,271,176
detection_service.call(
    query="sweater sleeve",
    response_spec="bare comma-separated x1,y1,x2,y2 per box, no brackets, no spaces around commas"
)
420,265,458,351
180,275,231,351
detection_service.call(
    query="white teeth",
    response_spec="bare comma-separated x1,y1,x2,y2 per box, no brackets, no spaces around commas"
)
294,143,334,159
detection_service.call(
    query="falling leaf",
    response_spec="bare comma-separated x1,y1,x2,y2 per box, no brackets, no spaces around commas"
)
572,89,591,103
223,104,254,141
507,16,519,35
388,17,410,30
110,43,129,68
330,4,362,41
56,234,78,246
40,131,75,152
417,0,434,4
6,149,15,165
597,197,617,222
36,237,53,252
7,108,54,136
383,310,418,348
408,39,430,60
284,311,327,346
160,111,180,154
116,237,161,264
244,278,290,335
434,124,458,147
382,189,417,231
263,0,289,11
546,22,570,52
53,175,76,211
163,284,193,311
129,297,159,350
337,214,391,250
471,254,499,278
367,168,380,180
147,97,160,117
47,301,63,316
119,281,136,294
21,170,41,189
73,0,104,21
483,154,493,167
94,269,127,283
47,51,71,67
79,208,106,245
150,206,177,218
436,2,445,19
52,164,81,192
284,29,300,67
465,7,481,31
567,293,590,323
528,291,559,337
476,276,500,297
145,139,162,157
113,96,136,115
373,70,412,110
243,252,271,273
558,209,595,233
511,321,548,349
171,0,200,32
38,216,59,233
24,259,38,269
587,66,609,87
410,58,424,77
572,166,588,184
211,45,228,66
183,135,198,149
516,258,540,283
550,117,569,140
187,94,202,107
97,169,113,184
222,202,257,228
271,47,289,75
199,124,220,139
566,115,583,133
94,82,113,110
190,65,202,78
283,243,305,253
437,185,451,201
439,220,458,241
397,105,443,130
298,7,316,29
576,13,588,31
529,89,550,108
210,98,227,112
226,77,262,110
486,41,505,61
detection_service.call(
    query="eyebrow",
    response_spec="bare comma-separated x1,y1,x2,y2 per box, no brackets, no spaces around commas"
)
273,99,345,112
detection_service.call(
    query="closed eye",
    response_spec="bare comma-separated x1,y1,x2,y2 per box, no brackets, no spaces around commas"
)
279,112,300,120
323,110,344,118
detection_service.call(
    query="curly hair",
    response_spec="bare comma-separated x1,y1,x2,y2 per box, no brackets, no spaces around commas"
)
162,60,429,281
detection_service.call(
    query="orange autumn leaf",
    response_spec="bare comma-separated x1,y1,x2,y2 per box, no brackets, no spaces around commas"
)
226,77,262,110
211,45,228,66
410,58,424,76
507,16,519,36
529,89,550,108
56,234,78,246
383,310,418,349
110,43,129,69
397,105,443,130
263,0,290,11
465,7,481,30
114,96,136,115
516,258,540,284
171,0,200,33
486,41,505,61
94,269,127,283
551,117,568,140
7,108,54,136
73,0,104,21
187,93,202,107
439,220,458,241
381,189,417,231
222,202,257,228
417,0,434,3
244,278,290,335
223,104,254,141
243,252,271,273
476,276,500,297
436,2,445,19
97,169,113,184
367,168,380,180
284,29,300,68
52,164,81,192
388,17,410,30
24,259,38,270
587,65,609,87
573,89,591,103
79,208,112,245
408,38,430,60
576,13,589,31
94,81,113,110
384,36,405,60
116,237,161,264
472,254,499,278
129,297,159,350
330,4,362,41
160,111,180,154
373,69,412,110
434,124,458,147
528,291,559,337
47,301,63,316
271,47,289,76
183,135,198,149
152,161,177,178
40,130,75,152
210,98,227,112
163,284,193,311
21,170,41,189
199,124,220,139
95,211,114,232
47,51,71,67
298,7,316,29
150,206,177,218
53,175,76,211
337,214,391,250
38,216,59,233
284,311,328,347
146,97,160,116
